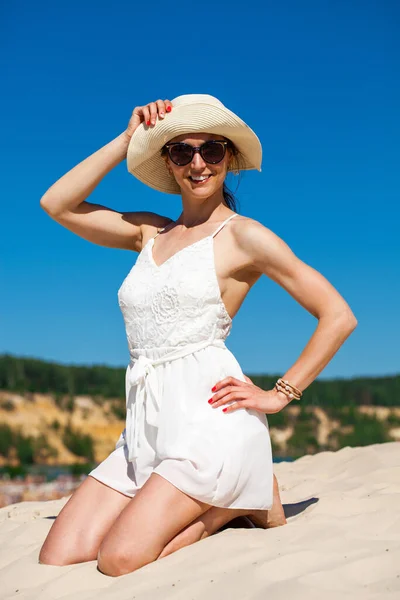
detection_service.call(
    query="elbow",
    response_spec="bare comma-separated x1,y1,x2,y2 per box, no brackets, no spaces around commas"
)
337,310,358,332
40,195,51,214
40,195,60,218
320,308,358,332
348,315,358,331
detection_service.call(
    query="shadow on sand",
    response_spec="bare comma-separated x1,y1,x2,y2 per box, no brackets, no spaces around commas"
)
44,498,320,530
219,496,319,531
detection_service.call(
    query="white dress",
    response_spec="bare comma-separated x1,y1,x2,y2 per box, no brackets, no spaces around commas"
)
89,213,273,509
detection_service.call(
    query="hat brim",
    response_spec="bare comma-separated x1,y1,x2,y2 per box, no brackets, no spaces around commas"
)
126,102,262,194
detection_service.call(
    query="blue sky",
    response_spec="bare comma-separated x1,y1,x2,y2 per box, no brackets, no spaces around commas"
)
1,0,399,379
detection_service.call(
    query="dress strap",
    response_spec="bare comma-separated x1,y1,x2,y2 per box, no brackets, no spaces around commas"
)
211,213,239,238
154,213,238,240
153,227,165,239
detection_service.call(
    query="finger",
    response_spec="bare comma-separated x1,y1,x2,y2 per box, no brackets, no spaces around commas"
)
210,391,244,408
222,399,253,413
209,383,247,404
148,102,158,126
142,105,151,126
209,384,235,403
221,401,240,413
243,375,253,384
156,99,166,119
164,99,173,113
211,376,243,392
133,106,143,119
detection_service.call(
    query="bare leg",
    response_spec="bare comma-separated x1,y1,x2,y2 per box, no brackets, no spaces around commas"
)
157,506,249,559
247,474,287,528
97,473,212,576
158,474,286,559
39,476,131,566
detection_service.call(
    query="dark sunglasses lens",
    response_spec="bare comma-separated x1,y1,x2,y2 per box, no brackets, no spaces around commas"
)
201,142,226,163
169,144,193,165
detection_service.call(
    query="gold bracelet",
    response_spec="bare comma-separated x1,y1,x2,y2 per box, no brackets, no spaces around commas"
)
276,382,302,400
275,385,301,401
275,378,302,401
278,378,302,395
275,384,301,401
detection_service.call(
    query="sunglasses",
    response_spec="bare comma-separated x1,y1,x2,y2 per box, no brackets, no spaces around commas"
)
163,140,230,166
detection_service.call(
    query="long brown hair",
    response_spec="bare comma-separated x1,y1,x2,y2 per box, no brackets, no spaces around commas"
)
223,139,245,211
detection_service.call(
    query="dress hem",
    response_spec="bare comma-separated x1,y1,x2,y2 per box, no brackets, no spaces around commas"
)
87,474,134,499
87,472,273,511
152,470,274,511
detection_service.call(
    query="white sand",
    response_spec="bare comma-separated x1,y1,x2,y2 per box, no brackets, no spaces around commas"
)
1,442,399,600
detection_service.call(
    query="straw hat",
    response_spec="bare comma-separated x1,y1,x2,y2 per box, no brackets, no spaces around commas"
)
126,94,262,194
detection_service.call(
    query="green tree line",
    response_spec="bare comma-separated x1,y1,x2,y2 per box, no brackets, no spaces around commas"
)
1,353,399,406
0,354,125,398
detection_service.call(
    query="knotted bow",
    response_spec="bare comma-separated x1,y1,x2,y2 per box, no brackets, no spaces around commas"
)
125,338,226,463
126,355,161,462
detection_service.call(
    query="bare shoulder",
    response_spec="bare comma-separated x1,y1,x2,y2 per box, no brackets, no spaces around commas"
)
139,212,174,247
231,214,282,243
231,215,357,322
230,215,292,275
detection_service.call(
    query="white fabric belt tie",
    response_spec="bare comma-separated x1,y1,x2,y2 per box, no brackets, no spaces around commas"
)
125,339,226,462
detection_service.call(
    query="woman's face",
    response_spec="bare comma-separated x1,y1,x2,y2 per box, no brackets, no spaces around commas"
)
164,132,232,198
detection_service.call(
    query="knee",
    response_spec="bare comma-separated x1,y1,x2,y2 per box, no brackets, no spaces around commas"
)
38,542,95,567
97,547,138,577
97,542,160,577
38,546,71,567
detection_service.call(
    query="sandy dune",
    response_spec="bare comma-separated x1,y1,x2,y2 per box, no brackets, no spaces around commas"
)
1,442,399,600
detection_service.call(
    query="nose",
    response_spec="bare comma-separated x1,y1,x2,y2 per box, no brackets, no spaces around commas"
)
191,149,207,170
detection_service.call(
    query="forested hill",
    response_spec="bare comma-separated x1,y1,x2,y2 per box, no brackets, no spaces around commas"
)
1,354,399,466
1,354,399,406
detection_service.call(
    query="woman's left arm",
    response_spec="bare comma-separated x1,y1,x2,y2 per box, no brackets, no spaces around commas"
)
209,219,358,414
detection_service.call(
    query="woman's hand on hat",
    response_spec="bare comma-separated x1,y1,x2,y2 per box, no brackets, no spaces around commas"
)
124,99,172,139
208,374,290,415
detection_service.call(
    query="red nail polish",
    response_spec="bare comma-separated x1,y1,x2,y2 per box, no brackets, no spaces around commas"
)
146,121,150,125
208,398,213,404
166,106,171,112
222,408,227,412
211,386,216,392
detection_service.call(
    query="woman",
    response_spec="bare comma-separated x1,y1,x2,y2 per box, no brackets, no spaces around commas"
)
38,94,357,576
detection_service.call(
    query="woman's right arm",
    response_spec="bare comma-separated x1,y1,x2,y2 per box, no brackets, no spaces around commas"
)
40,100,172,252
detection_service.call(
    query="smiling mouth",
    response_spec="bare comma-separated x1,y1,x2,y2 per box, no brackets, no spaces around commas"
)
188,175,212,184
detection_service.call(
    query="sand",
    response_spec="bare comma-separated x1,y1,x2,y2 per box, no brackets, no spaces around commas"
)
0,442,399,599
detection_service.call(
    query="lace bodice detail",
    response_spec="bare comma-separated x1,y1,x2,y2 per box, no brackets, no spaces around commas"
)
118,215,238,353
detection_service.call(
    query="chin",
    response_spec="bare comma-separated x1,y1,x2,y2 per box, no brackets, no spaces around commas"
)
181,179,223,197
